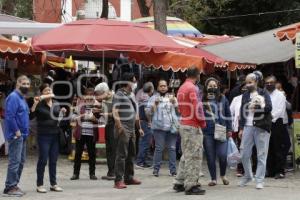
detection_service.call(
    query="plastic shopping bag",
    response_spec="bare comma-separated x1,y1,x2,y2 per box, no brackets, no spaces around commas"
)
0,119,5,147
227,137,241,169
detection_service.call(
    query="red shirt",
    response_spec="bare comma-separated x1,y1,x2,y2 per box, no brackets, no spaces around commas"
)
177,79,206,128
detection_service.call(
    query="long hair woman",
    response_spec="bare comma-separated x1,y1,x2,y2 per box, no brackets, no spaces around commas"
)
33,83,65,193
202,77,232,186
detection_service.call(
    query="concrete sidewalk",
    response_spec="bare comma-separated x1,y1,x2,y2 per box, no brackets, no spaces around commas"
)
1,155,300,200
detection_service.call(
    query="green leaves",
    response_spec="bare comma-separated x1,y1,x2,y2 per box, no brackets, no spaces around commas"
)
0,0,32,20
168,0,300,36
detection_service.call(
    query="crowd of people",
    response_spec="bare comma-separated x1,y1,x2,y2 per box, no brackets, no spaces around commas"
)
0,66,294,196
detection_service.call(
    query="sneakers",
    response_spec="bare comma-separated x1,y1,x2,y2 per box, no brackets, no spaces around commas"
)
101,175,115,181
36,186,47,193
153,170,159,177
274,173,285,179
239,177,253,187
185,186,206,195
256,183,264,189
135,163,152,169
173,184,185,192
90,175,98,180
15,187,26,195
70,174,79,180
3,187,23,197
199,172,205,177
169,172,177,177
50,185,63,192
124,179,142,185
114,181,127,189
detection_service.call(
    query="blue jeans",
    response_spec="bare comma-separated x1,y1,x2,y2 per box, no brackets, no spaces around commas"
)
153,130,177,173
136,121,152,166
240,126,270,184
5,137,26,190
36,134,59,186
203,134,228,180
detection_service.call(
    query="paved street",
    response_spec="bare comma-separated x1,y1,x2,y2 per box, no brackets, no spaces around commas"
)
1,155,300,200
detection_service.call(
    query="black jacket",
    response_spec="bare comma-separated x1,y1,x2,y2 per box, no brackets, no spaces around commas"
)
239,88,273,132
34,100,61,135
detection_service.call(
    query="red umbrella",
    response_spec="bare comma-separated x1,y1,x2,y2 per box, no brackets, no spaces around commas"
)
32,19,186,56
128,47,225,72
275,22,300,43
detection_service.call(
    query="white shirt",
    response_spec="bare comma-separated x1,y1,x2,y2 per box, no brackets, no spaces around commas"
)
230,94,242,132
245,91,258,126
269,89,286,123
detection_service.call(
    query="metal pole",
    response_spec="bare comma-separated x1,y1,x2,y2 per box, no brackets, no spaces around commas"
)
102,51,105,75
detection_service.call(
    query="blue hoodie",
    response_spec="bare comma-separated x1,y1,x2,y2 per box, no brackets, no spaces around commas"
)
4,90,30,140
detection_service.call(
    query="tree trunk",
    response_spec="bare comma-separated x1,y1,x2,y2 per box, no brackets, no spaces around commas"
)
153,0,167,34
101,0,109,18
137,0,150,17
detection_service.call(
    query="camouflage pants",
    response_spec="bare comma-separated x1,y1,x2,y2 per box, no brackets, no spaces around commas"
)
174,125,203,191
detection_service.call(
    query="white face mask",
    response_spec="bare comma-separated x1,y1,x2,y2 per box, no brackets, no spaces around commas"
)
290,77,298,88
131,83,137,92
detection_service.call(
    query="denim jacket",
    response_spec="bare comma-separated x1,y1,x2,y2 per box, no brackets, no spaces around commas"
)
202,95,232,136
146,94,178,131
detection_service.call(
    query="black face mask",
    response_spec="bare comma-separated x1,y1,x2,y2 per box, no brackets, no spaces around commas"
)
266,84,276,92
246,85,256,92
207,87,218,94
159,91,167,96
19,86,29,95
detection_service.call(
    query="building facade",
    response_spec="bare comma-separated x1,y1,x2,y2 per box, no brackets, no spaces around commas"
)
33,0,153,23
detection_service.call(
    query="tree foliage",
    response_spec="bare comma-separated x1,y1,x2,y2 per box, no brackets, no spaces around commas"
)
0,0,33,20
168,0,300,36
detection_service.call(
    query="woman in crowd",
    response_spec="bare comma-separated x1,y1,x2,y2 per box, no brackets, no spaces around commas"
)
238,73,272,189
202,77,232,186
70,88,99,181
33,83,65,193
230,82,247,177
146,79,178,177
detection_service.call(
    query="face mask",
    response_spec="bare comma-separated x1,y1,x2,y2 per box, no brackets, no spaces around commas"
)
207,94,215,100
290,77,298,88
19,86,29,95
159,91,167,97
131,83,137,92
207,87,218,94
266,84,276,92
246,85,256,92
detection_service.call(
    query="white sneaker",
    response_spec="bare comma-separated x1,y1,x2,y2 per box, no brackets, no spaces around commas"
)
239,177,253,187
256,183,264,189
50,185,63,192
36,186,47,193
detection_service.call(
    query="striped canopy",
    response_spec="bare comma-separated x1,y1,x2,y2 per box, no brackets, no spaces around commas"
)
132,16,202,37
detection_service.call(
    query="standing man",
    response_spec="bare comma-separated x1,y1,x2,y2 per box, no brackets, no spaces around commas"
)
174,67,206,195
265,75,287,179
3,75,31,197
136,82,155,168
112,73,144,189
94,82,116,180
